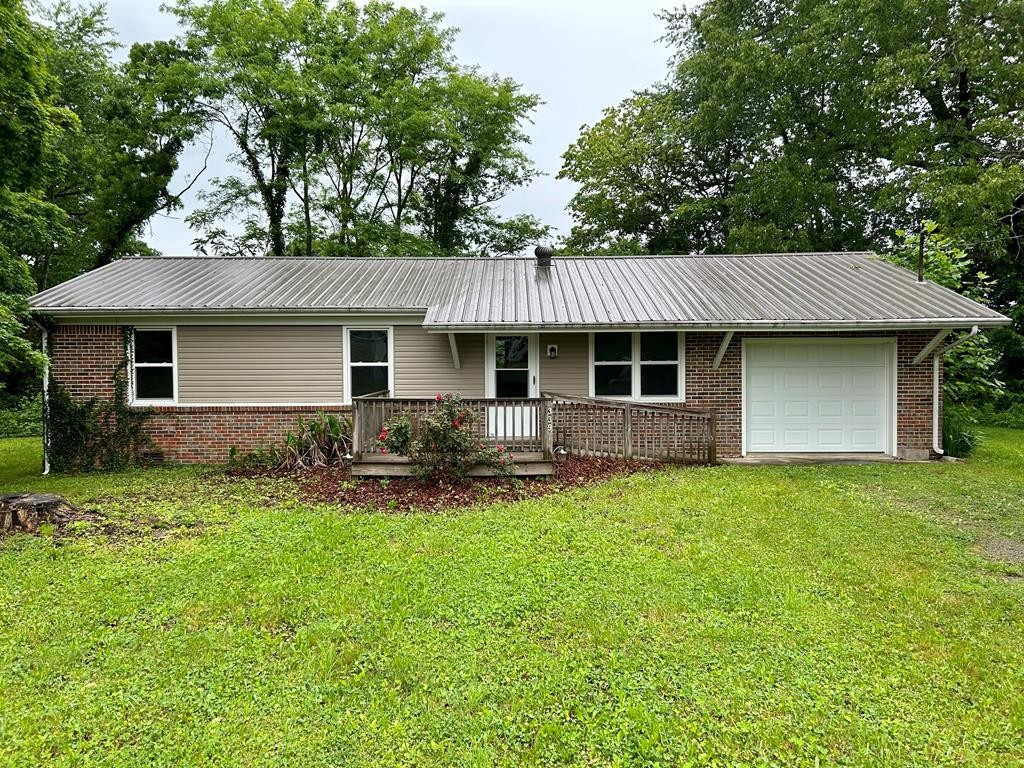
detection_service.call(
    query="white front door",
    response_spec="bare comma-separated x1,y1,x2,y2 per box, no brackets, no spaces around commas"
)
744,340,893,454
485,334,539,440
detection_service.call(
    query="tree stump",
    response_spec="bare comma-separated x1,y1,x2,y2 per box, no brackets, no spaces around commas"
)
0,494,78,534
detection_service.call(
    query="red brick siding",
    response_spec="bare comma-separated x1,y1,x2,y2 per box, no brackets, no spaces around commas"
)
49,324,944,463
49,324,124,400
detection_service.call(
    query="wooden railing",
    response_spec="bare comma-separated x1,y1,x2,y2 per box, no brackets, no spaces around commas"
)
543,392,716,464
352,393,552,460
351,392,716,465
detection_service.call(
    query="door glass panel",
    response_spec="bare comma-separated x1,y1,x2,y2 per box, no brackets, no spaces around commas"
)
496,369,529,398
495,336,529,368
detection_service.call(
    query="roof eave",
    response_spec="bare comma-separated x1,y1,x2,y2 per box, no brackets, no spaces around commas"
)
425,317,1012,332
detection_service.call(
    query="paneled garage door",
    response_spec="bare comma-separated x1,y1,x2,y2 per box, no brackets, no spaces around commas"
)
744,340,893,453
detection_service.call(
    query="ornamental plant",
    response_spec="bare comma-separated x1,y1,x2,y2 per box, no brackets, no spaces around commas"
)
377,393,515,483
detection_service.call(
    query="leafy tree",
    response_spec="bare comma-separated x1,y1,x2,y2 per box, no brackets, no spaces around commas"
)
0,0,75,387
174,0,541,258
560,0,1024,395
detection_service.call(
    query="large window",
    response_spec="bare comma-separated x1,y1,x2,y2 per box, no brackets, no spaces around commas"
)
132,328,176,403
591,331,683,400
346,328,392,400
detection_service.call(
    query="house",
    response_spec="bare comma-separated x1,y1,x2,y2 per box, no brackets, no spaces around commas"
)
30,250,1010,466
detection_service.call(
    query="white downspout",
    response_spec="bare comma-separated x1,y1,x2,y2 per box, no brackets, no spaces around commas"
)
41,326,51,474
932,354,943,457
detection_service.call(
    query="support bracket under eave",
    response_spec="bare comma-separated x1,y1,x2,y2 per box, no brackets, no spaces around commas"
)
448,333,461,369
713,331,734,370
912,328,952,365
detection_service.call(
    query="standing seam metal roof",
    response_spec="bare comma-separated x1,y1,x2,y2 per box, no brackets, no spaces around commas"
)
28,253,1011,328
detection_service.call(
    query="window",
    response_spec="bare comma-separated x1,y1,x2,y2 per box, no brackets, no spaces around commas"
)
346,328,391,400
591,331,683,400
132,328,176,402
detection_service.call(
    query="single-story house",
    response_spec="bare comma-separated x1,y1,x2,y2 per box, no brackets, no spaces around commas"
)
29,250,1010,465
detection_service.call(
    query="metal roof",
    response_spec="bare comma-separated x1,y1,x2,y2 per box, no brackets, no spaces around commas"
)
30,253,1011,329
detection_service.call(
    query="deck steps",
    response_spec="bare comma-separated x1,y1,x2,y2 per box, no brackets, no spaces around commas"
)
352,451,553,478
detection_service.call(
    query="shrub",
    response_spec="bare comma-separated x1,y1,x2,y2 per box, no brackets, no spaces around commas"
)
0,393,42,437
378,393,515,484
942,403,981,459
278,412,352,470
47,374,153,472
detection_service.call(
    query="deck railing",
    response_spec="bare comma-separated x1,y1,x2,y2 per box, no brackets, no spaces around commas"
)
352,393,552,459
543,392,716,464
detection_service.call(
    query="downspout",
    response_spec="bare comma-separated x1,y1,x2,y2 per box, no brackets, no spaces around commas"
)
931,325,981,458
35,322,51,475
932,354,943,457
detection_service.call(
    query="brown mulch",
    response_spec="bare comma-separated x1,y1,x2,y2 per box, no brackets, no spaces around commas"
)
231,455,661,513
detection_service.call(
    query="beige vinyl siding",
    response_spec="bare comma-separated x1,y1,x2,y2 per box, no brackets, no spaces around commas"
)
539,332,588,396
176,325,343,403
393,327,485,397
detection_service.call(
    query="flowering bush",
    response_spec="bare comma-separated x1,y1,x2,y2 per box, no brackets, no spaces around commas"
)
377,412,412,455
378,393,515,483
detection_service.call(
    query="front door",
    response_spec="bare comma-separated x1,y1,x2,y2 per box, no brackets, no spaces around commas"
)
486,334,539,441
487,334,539,398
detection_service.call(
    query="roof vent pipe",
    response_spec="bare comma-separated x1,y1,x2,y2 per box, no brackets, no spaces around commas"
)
535,245,554,268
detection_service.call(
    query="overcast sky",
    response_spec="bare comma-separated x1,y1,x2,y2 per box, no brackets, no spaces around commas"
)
103,0,677,255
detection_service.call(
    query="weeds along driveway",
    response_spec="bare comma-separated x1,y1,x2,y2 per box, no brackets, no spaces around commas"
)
0,432,1022,766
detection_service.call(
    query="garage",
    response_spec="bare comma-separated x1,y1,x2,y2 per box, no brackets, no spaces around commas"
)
743,339,895,455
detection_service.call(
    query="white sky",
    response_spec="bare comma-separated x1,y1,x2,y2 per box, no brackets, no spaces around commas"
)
103,0,677,254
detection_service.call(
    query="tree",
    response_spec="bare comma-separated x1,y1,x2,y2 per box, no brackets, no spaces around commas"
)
560,0,1024,394
174,0,542,258
0,0,75,387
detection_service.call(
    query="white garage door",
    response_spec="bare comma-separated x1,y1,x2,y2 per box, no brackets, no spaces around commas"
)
745,341,892,453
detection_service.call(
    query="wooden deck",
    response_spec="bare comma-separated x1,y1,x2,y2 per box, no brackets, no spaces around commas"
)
349,393,717,477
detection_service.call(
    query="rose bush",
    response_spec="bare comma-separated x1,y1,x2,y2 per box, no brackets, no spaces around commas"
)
377,393,515,483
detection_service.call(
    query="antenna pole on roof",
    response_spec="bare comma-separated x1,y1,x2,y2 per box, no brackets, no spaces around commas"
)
917,228,926,283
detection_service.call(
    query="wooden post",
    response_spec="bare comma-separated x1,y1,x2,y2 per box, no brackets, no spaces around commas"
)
623,404,633,459
707,410,717,465
541,399,553,459
351,400,362,460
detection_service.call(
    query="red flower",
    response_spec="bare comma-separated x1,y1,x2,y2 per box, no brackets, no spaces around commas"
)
436,393,443,401
497,445,504,452
381,446,388,454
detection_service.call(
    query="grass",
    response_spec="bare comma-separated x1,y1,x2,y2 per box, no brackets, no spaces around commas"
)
1,433,1023,767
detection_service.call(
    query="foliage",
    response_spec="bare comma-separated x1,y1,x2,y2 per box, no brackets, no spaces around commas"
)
46,374,153,472
277,412,352,470
0,393,42,438
882,223,1003,404
942,402,982,458
379,393,515,483
172,0,540,258
2,428,1024,763
559,0,1024,393
377,412,411,456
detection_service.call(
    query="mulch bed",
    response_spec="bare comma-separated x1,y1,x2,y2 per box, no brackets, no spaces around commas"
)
232,455,661,513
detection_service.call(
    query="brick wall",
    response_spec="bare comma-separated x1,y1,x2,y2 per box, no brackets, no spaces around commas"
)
685,330,940,458
49,323,944,464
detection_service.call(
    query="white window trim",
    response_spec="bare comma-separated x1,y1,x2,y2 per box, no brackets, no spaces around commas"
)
343,326,393,404
484,334,539,398
588,331,686,402
130,327,178,405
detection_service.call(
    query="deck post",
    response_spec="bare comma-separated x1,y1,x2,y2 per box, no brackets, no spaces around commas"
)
351,400,362,460
623,404,633,459
541,399,553,459
707,409,717,465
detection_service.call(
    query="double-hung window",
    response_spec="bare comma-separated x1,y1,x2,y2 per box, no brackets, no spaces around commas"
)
132,328,176,403
346,328,392,400
592,331,683,400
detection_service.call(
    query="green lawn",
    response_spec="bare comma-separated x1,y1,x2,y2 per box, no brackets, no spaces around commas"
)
1,433,1023,767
